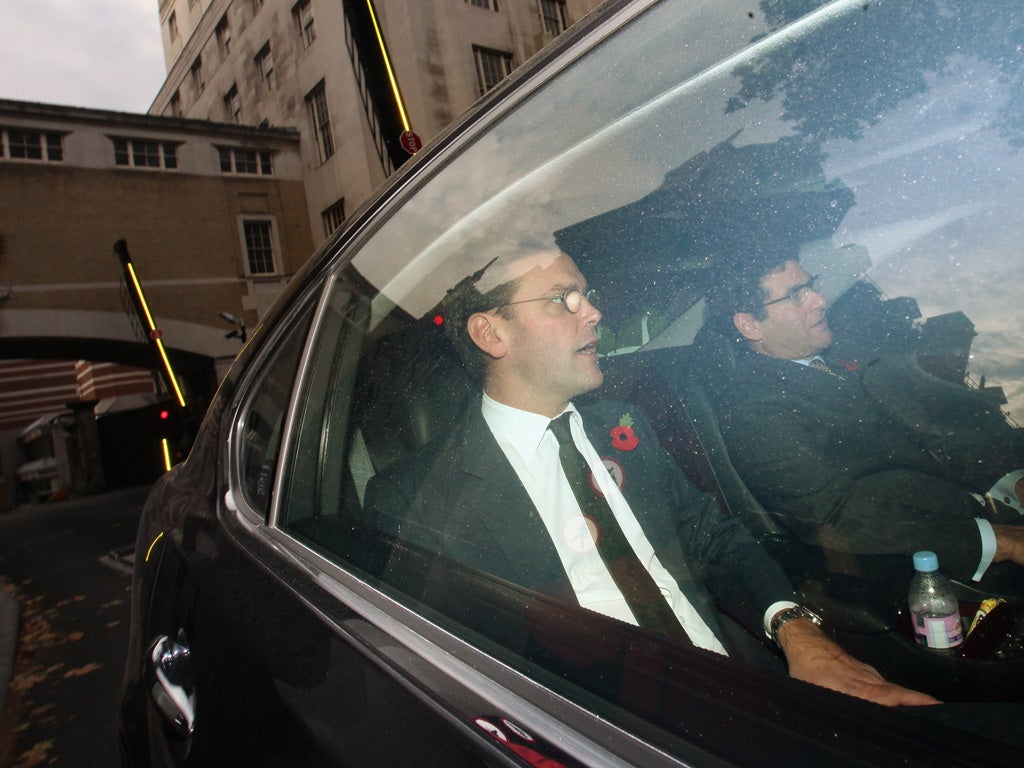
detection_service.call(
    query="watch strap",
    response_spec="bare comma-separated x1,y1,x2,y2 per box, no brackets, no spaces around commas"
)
770,605,823,645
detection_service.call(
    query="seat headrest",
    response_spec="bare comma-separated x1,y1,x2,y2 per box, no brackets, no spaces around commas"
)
355,319,476,472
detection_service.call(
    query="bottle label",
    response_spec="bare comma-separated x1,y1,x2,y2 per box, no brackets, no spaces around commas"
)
911,612,964,649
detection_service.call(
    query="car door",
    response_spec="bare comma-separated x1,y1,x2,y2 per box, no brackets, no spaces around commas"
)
137,289,556,767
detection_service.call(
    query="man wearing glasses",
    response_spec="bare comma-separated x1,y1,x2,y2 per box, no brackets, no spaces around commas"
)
699,254,1024,590
365,245,935,706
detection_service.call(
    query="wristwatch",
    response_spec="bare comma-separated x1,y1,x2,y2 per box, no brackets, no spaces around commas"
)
769,605,823,645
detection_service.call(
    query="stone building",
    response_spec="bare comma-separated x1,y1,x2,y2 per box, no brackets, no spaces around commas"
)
0,1,601,501
0,98,313,500
150,0,603,244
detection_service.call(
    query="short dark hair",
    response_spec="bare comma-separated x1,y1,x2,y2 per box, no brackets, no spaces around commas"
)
703,247,799,339
442,240,559,380
443,269,519,381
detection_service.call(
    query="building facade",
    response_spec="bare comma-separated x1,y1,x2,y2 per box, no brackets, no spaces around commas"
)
0,1,600,502
150,0,603,244
0,98,314,501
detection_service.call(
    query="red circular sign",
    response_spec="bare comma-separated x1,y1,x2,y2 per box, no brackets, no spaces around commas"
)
399,130,422,155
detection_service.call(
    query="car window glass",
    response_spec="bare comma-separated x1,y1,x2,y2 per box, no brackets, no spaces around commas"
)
235,307,313,516
277,0,1024,760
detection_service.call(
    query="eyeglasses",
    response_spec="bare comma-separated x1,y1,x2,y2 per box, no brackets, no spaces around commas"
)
493,287,598,314
762,275,821,307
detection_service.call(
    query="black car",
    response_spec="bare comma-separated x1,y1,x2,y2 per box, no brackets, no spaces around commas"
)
119,1,1024,765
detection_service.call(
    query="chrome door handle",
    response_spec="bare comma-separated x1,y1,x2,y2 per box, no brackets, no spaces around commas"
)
147,631,196,738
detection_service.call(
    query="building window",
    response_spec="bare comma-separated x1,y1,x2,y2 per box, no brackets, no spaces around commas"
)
473,46,513,95
255,44,275,94
306,82,334,163
218,147,273,175
112,138,178,170
241,218,278,275
293,0,316,49
224,85,241,123
169,91,183,118
216,16,232,57
467,0,498,9
322,199,346,237
539,0,568,36
191,56,205,94
1,129,63,162
168,11,179,42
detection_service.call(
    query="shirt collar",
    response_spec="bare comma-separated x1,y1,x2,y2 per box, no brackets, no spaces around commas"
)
481,392,580,462
792,355,824,367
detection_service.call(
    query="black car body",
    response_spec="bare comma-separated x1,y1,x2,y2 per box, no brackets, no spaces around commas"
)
120,1,1024,765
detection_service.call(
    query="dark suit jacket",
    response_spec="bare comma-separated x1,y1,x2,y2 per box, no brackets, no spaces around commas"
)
363,398,796,655
705,347,1024,582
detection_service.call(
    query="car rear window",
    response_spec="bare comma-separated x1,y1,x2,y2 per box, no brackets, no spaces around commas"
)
256,0,1024,762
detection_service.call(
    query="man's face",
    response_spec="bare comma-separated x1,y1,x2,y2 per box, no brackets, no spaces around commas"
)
477,251,602,416
734,260,832,360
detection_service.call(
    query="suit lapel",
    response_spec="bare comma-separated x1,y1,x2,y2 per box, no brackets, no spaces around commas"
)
452,408,578,603
449,402,730,646
751,350,855,394
746,351,903,439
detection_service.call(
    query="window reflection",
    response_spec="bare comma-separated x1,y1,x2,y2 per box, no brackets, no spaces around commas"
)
279,0,1024,758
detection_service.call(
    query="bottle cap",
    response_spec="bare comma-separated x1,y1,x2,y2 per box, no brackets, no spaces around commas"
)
913,550,939,572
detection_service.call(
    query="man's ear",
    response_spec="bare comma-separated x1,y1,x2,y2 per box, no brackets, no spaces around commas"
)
733,312,763,343
467,311,507,360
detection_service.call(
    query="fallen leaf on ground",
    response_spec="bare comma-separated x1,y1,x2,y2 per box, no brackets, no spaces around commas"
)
63,662,102,678
10,675,44,693
16,738,55,768
13,661,67,692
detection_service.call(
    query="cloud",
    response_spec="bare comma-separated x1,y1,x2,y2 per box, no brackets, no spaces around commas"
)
0,0,166,113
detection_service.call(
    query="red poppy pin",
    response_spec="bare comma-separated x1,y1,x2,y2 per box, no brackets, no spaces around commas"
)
834,359,859,373
610,413,639,451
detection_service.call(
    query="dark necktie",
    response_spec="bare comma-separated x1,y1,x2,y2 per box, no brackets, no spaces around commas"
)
548,413,691,644
808,357,844,380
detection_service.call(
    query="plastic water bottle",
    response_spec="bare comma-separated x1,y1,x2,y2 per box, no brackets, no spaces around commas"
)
908,551,963,652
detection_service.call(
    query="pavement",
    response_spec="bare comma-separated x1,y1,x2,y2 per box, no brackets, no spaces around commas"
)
0,483,149,734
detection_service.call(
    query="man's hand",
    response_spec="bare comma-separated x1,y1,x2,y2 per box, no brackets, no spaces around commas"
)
993,524,1024,566
776,618,940,706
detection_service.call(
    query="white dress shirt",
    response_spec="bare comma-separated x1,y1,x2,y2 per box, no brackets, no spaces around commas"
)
481,393,729,655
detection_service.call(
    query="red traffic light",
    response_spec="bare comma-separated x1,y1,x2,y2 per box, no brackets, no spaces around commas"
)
159,409,170,420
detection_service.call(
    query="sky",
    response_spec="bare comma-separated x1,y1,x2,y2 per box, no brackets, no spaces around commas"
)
1,0,168,113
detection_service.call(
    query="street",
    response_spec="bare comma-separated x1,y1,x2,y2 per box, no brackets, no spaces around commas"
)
0,484,152,768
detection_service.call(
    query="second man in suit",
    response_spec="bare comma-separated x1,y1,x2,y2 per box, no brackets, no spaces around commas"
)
699,252,1024,589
